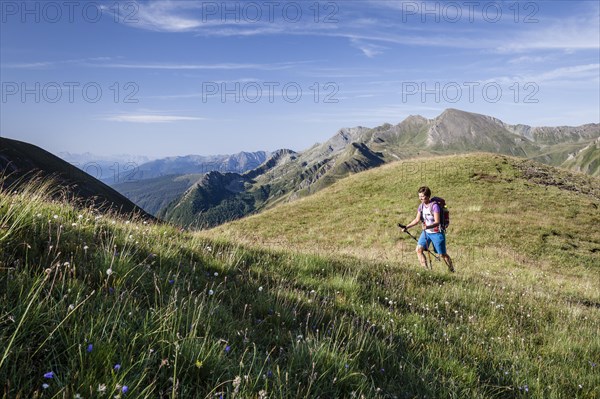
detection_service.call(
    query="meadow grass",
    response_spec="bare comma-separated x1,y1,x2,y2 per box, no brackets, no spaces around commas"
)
1,155,599,398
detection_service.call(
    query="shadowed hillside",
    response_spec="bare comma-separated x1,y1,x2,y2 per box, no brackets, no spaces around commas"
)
0,137,151,218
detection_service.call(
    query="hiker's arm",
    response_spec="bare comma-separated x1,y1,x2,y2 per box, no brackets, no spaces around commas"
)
404,211,422,230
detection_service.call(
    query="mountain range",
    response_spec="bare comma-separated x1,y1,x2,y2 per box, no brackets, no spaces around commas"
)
156,109,599,228
108,152,270,214
106,151,270,184
59,151,269,185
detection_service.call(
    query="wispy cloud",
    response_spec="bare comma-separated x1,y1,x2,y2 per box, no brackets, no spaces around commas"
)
102,0,599,59
2,57,117,69
350,38,387,58
111,0,338,34
508,55,554,65
3,59,312,72
104,114,205,123
102,1,205,32
487,64,600,85
96,61,305,71
497,18,600,53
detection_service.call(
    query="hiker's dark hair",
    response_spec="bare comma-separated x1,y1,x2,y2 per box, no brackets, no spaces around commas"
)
418,186,431,197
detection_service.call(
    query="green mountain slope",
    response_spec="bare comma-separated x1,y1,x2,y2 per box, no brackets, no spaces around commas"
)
0,137,151,218
206,153,600,272
111,173,203,215
560,137,600,176
156,171,264,228
2,164,599,398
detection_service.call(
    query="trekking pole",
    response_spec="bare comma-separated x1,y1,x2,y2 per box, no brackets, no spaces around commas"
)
397,224,441,264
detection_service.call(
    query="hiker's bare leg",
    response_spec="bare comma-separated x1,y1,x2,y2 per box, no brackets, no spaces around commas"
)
416,246,428,268
442,254,455,272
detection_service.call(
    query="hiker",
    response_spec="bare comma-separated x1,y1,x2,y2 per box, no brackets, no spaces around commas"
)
402,186,455,272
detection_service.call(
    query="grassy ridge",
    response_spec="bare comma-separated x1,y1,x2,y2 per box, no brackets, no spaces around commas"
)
206,154,600,298
1,157,599,398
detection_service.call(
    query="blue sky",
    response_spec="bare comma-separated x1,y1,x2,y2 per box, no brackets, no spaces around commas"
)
1,0,599,157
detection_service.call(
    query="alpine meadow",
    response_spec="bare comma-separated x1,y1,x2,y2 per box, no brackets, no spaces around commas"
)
1,153,599,398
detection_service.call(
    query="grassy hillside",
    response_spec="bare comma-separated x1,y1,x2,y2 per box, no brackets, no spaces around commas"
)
1,159,599,398
206,154,599,265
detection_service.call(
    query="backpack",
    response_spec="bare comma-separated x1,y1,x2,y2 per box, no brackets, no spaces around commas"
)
421,197,449,232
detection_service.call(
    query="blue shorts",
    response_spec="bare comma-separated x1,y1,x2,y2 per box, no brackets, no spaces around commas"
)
417,231,447,255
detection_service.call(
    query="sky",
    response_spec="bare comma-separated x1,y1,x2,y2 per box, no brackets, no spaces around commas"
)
1,0,599,158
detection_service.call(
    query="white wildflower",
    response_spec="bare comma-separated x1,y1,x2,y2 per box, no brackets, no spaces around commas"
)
232,375,242,393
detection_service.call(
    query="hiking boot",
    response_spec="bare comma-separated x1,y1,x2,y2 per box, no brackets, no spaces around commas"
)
447,263,455,273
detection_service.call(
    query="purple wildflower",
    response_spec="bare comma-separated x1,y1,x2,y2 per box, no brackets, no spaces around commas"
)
43,371,54,379
122,386,129,394
225,345,231,353
114,363,121,371
87,344,93,353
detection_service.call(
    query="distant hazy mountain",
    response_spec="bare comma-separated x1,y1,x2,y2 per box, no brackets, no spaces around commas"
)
57,151,270,186
1,138,152,218
58,151,154,165
57,152,155,184
159,109,599,229
106,151,270,185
